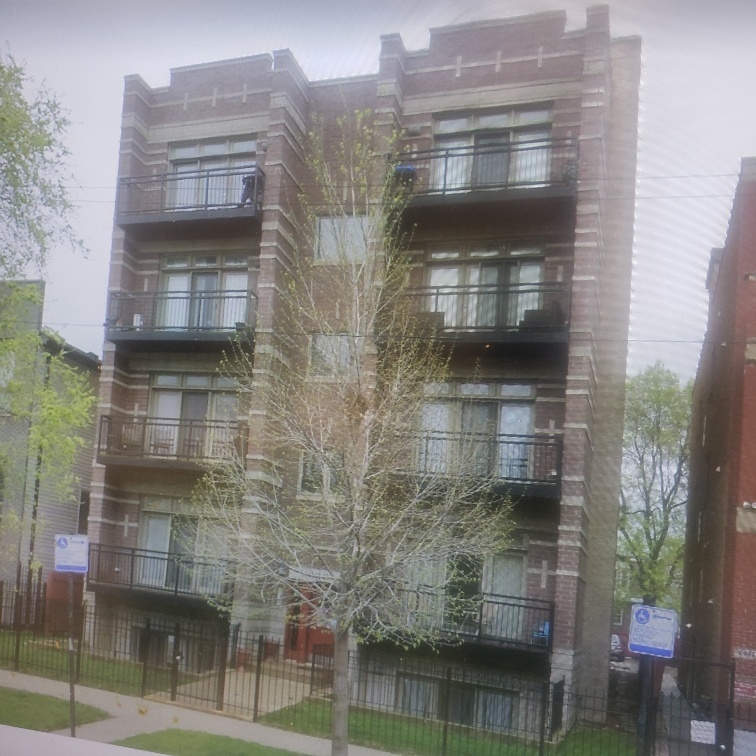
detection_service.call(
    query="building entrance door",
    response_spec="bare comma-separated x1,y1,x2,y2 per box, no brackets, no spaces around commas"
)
283,587,334,664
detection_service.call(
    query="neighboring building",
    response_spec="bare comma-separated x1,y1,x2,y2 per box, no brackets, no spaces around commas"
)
0,281,100,585
88,6,640,698
682,158,756,706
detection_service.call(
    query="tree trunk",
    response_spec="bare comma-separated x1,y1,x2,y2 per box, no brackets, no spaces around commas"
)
331,627,350,756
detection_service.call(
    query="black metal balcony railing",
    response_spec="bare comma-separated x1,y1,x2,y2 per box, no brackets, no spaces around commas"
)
408,282,568,334
411,432,561,487
107,290,256,334
394,137,578,196
116,164,265,216
88,543,233,599
399,588,554,651
98,415,248,464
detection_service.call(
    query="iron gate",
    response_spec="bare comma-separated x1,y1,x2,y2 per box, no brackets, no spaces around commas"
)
652,657,734,755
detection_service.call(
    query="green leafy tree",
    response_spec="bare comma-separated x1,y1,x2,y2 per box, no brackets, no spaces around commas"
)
617,363,691,610
0,303,97,579
0,53,83,277
0,55,91,579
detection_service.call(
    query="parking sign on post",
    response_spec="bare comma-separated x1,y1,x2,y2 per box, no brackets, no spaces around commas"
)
53,534,89,738
629,604,678,659
54,534,89,574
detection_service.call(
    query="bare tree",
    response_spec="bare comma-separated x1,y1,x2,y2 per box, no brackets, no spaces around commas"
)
617,362,691,610
195,110,512,756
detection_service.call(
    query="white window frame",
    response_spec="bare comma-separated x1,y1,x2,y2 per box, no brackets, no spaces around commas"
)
432,108,552,190
298,451,344,496
309,333,355,377
316,215,369,262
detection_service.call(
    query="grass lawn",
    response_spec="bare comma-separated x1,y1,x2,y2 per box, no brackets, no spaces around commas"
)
0,630,193,696
261,698,636,756
0,686,109,731
115,729,305,756
261,698,541,756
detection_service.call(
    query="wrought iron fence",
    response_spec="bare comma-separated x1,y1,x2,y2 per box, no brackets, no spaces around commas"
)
116,164,265,216
2,583,754,755
394,137,578,196
408,282,569,334
97,415,248,463
107,290,256,333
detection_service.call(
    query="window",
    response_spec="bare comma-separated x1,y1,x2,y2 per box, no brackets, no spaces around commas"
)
169,136,257,209
299,452,344,495
396,674,517,733
137,500,228,595
432,108,551,191
418,382,536,479
77,491,90,535
398,675,439,719
158,254,250,330
316,215,368,261
149,373,239,459
424,242,546,330
309,333,355,376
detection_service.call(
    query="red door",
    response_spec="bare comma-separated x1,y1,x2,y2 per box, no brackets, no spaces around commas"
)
283,586,334,663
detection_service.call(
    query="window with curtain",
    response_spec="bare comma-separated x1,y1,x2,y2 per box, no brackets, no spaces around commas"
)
168,137,257,208
418,382,536,479
423,242,545,330
158,254,250,331
432,108,551,191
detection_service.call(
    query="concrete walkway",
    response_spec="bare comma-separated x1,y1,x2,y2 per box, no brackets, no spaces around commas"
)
0,670,394,756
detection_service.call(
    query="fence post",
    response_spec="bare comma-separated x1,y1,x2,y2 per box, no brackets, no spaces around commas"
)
539,678,550,756
170,622,181,702
24,569,32,626
724,658,736,756
13,590,22,671
252,634,264,722
215,625,229,711
440,666,452,756
140,619,151,698
34,570,43,629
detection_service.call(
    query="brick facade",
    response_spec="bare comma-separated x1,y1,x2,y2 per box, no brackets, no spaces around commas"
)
683,157,756,704
89,7,639,696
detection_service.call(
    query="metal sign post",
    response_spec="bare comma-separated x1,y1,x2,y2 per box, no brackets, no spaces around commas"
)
54,535,89,739
629,604,678,756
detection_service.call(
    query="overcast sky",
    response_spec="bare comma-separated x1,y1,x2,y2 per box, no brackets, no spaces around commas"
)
5,0,756,378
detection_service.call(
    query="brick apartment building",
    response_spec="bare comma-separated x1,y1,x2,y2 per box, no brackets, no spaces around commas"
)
87,6,640,697
682,158,756,705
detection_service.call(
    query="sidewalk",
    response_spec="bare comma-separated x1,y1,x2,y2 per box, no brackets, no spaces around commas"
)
0,670,394,756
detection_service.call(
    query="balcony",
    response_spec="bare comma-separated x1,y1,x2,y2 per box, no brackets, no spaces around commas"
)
105,289,256,347
115,165,264,238
394,139,578,196
410,432,561,498
88,543,233,602
408,282,569,343
97,415,248,470
398,588,553,652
